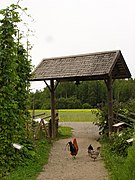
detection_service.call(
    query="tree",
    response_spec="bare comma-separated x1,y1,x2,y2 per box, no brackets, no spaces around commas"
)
0,4,32,176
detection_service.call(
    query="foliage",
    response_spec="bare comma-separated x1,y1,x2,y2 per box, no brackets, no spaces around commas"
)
82,103,92,109
119,142,135,180
110,128,134,157
3,126,72,180
125,99,135,113
56,96,82,109
0,3,32,176
113,79,135,102
94,99,135,136
94,105,108,135
30,80,107,109
30,79,135,110
100,137,135,180
100,138,126,180
3,139,52,180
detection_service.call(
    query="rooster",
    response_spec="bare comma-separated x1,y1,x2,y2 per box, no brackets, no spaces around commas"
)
66,138,78,158
88,144,100,161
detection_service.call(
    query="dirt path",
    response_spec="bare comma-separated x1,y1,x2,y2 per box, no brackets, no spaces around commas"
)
37,122,109,180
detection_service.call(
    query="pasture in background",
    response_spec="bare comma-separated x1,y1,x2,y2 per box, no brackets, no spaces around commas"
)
30,109,98,122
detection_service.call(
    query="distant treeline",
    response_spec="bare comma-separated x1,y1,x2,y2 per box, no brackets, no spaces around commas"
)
29,79,135,109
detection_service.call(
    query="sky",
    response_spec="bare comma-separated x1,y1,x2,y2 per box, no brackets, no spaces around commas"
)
1,0,135,92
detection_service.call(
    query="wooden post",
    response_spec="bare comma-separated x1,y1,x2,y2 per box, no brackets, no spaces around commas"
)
50,79,56,138
105,76,113,137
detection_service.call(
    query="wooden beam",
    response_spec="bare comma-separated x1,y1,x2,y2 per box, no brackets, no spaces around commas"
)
44,80,52,92
50,79,56,138
105,76,113,136
44,80,59,138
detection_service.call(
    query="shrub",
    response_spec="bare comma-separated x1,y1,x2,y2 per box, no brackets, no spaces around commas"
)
110,128,133,157
82,103,92,109
56,97,82,109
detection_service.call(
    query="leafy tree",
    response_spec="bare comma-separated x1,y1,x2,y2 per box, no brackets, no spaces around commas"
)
56,82,76,98
0,4,32,176
113,79,135,102
82,103,92,109
29,79,135,110
56,96,82,109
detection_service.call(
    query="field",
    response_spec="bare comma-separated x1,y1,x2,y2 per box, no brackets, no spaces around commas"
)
30,109,98,122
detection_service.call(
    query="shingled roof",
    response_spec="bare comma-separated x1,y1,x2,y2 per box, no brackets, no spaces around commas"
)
30,50,131,82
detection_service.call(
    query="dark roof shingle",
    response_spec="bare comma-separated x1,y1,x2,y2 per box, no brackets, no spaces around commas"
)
30,50,131,81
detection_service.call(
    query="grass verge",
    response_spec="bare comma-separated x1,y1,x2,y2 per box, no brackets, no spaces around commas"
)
100,137,135,180
3,126,72,180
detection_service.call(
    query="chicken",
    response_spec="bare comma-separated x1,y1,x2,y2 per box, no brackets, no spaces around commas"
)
66,138,78,158
88,144,100,161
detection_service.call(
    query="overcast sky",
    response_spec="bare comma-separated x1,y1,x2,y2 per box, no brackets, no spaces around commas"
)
1,0,135,91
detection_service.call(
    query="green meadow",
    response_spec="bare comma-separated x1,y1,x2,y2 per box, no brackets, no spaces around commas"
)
30,109,98,122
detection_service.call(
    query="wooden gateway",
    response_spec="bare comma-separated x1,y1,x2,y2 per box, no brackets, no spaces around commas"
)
30,50,131,138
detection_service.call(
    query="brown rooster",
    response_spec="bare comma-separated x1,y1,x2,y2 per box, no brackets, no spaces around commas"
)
67,138,78,158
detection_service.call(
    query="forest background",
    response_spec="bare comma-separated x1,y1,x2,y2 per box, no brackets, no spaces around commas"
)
30,79,135,110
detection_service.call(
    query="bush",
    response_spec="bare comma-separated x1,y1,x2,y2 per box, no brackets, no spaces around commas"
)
82,103,92,109
100,135,135,180
56,97,82,109
110,128,133,157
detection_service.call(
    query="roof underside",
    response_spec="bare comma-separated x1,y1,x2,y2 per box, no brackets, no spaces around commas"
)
30,50,131,82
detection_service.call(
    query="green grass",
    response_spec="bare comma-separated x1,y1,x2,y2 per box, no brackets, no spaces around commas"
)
3,139,52,180
4,109,98,179
58,126,73,138
100,138,135,180
3,126,72,180
30,109,98,122
101,141,125,180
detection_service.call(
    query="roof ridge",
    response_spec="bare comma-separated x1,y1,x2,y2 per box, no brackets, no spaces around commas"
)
42,50,120,61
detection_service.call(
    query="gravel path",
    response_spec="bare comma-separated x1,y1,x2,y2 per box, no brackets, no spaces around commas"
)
37,122,109,180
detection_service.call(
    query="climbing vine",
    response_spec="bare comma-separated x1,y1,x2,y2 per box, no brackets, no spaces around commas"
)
0,3,32,176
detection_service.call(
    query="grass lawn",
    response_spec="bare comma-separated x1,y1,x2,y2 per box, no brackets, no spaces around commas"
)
30,109,98,122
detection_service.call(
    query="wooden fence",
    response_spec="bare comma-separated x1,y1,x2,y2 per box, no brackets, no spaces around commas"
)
113,112,135,133
32,112,59,139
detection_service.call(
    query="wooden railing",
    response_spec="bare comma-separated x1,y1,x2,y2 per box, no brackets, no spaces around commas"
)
32,112,59,139
113,112,135,133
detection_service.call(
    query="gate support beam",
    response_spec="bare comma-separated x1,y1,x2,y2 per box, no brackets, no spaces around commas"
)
50,79,56,138
44,80,59,138
105,76,114,137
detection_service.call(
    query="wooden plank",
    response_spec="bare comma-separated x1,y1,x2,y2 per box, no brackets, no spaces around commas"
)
33,118,49,139
117,113,135,122
113,122,125,127
33,118,48,124
41,119,49,137
129,112,135,116
33,112,45,118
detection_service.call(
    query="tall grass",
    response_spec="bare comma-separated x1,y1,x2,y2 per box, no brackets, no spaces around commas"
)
30,109,98,122
101,139,135,180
